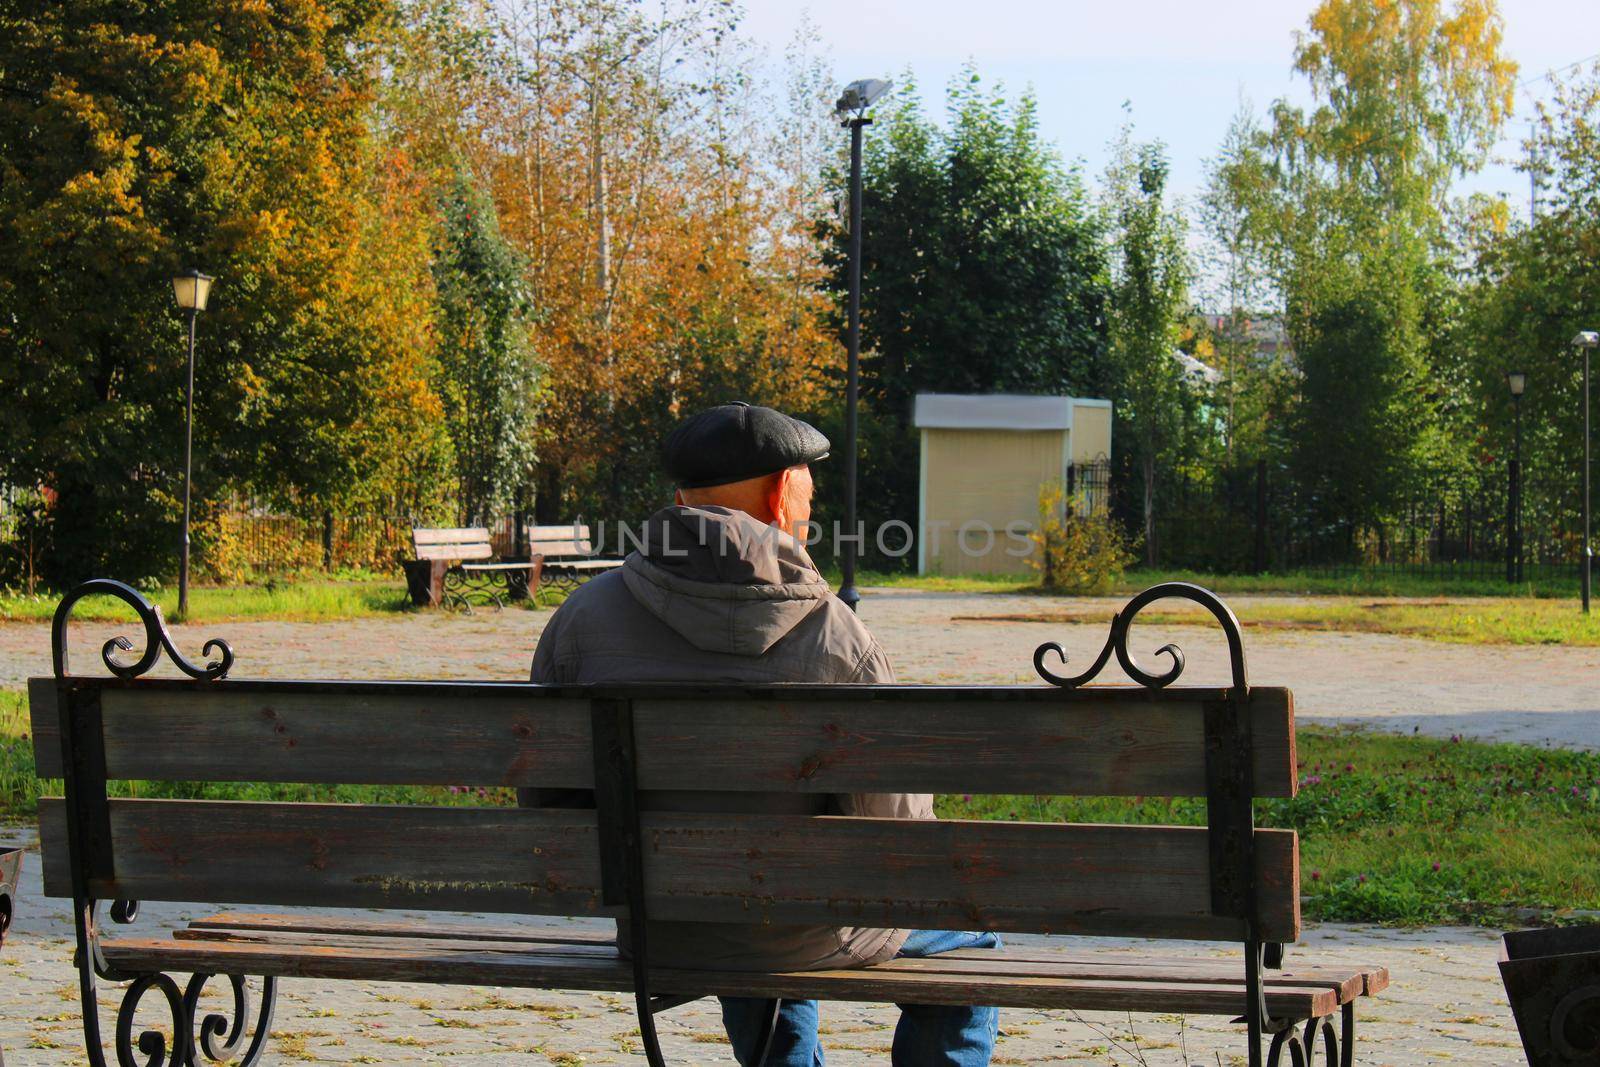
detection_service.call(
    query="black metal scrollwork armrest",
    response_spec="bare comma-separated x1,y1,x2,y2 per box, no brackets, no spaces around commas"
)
52,578,233,681
1033,580,1248,692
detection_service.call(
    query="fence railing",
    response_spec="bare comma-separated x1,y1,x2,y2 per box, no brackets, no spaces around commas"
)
2,461,1586,583
1097,457,1584,581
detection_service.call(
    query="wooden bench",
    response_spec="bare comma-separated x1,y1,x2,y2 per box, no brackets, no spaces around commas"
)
34,579,1386,1067
525,523,623,599
404,527,541,611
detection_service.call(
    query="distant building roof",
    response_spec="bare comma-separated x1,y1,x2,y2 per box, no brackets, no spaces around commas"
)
1173,350,1222,386
912,393,1111,432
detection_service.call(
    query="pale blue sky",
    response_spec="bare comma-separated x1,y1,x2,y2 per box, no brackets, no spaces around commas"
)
742,0,1600,215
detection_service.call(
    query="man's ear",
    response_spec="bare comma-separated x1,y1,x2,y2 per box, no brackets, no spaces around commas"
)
767,470,791,528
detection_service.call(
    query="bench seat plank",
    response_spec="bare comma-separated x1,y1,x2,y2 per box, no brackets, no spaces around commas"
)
188,911,618,945
183,913,1383,1000
98,935,1343,1017
173,922,1366,1004
414,544,493,561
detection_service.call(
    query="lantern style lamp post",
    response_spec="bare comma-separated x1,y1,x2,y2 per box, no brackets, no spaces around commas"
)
1506,371,1525,585
834,77,890,613
172,269,214,616
1575,331,1599,613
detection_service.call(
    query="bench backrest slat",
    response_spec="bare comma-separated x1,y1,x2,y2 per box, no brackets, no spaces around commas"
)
29,681,1294,798
36,799,1297,941
526,524,597,557
38,799,606,917
412,527,494,561
31,676,1300,943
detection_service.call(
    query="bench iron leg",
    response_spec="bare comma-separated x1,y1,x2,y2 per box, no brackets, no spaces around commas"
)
115,973,190,1066
1265,1009,1346,1067
181,973,277,1066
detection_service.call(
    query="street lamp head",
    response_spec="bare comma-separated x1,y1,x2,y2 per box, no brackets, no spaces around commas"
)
172,269,214,312
836,78,891,116
1574,331,1600,349
1507,371,1526,398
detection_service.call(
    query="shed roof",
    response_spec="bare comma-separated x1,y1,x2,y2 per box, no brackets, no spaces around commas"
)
912,393,1108,431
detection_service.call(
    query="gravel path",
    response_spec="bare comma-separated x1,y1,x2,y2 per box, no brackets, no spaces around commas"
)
0,588,1577,1063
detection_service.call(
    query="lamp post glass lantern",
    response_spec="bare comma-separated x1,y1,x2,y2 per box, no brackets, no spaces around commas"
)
834,78,890,613
172,270,214,616
1575,331,1599,614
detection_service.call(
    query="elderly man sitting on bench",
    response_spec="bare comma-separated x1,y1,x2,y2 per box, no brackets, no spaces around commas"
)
520,401,999,1066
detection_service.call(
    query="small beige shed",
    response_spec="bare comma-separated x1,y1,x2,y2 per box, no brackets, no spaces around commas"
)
914,393,1113,575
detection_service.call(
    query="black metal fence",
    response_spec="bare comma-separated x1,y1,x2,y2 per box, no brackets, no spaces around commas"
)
1091,456,1584,582
2,460,1585,583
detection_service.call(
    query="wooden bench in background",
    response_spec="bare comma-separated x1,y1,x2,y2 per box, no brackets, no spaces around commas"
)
404,527,541,611
525,523,622,600
34,579,1386,1067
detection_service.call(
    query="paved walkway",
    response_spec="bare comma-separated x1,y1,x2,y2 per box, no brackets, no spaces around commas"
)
0,588,1572,1063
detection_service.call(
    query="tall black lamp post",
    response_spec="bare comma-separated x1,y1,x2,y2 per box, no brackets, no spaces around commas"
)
1506,371,1525,585
172,269,214,616
1577,331,1599,613
834,77,890,613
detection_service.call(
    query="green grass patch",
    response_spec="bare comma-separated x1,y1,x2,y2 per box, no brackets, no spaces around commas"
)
959,596,1600,646
0,577,562,624
1222,597,1600,645
0,579,413,623
940,726,1600,925
1113,567,1579,600
4,691,1593,926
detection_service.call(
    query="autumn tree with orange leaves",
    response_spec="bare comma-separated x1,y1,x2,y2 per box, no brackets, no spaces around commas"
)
390,0,842,525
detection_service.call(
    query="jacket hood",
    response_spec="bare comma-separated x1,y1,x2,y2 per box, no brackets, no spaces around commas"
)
621,505,832,656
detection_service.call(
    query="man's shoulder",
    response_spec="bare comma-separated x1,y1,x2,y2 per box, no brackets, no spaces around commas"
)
780,593,891,682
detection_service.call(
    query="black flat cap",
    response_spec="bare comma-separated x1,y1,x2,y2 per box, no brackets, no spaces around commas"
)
663,402,830,489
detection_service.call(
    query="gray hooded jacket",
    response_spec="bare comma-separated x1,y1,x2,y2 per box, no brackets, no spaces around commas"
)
528,504,932,972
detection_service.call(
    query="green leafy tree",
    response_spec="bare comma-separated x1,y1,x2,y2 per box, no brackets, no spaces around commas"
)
1101,131,1193,564
0,0,451,584
1220,0,1516,535
1199,103,1284,465
1460,64,1600,555
818,70,1108,563
431,168,541,524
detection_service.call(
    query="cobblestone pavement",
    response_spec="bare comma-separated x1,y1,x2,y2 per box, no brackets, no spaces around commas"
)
0,588,1569,1063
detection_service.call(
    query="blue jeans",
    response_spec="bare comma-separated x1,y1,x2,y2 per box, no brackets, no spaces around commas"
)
720,930,1002,1066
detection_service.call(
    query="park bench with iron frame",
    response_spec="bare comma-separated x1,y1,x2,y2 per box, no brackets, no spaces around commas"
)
404,527,542,611
523,522,623,602
32,579,1386,1066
